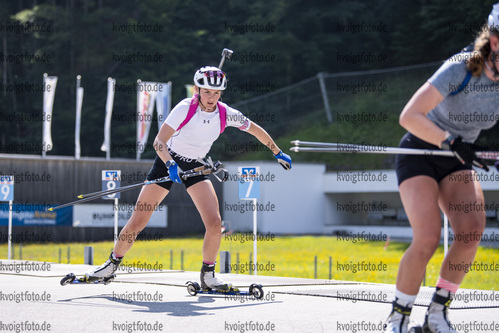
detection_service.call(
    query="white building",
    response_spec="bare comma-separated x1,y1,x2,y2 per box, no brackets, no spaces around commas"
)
222,162,499,242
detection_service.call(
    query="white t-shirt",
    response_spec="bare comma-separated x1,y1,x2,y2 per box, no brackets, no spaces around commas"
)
165,98,251,159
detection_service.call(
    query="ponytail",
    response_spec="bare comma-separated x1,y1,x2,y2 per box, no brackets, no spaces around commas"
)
467,24,499,76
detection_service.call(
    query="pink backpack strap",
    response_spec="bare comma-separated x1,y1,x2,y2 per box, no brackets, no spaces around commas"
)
218,101,227,134
176,94,227,134
176,95,199,132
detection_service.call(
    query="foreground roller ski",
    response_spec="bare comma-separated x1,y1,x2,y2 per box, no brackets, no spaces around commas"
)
186,262,264,298
185,281,264,299
60,251,122,286
60,272,116,286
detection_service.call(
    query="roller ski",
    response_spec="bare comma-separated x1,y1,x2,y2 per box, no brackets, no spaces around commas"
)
186,262,264,299
60,272,116,285
185,281,264,299
60,252,122,286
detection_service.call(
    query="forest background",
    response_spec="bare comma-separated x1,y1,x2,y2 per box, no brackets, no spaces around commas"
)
1,0,497,168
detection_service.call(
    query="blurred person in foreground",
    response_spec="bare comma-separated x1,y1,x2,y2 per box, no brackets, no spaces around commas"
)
384,4,499,333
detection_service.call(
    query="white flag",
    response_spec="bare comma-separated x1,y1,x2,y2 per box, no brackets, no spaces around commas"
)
185,84,194,98
42,74,58,153
101,78,116,159
136,81,157,160
75,83,84,159
156,82,171,132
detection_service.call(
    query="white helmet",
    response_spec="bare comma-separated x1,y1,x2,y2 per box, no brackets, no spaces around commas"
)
488,3,499,31
193,66,227,90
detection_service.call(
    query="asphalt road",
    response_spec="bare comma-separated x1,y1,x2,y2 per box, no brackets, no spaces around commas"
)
0,260,497,333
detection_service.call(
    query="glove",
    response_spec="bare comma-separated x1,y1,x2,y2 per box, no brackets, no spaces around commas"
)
165,160,182,183
441,135,489,171
274,150,292,170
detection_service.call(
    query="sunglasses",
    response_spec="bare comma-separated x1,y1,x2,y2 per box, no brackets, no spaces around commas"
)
203,70,225,78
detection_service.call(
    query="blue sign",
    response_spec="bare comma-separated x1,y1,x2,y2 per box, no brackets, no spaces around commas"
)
0,175,14,202
238,167,260,200
0,203,72,226
102,170,121,200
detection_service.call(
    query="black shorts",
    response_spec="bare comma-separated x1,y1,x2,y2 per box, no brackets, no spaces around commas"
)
395,132,472,186
146,150,209,190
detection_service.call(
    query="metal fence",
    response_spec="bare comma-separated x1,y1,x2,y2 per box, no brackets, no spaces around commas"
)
230,61,443,133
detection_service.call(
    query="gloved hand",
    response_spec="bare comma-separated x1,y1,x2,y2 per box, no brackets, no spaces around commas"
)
165,160,183,183
441,135,489,171
274,150,292,170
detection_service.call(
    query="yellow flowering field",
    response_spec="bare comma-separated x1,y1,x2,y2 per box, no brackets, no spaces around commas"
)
1,236,497,290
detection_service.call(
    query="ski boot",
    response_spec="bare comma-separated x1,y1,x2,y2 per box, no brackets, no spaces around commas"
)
200,262,232,291
384,298,412,333
84,252,123,282
421,288,457,333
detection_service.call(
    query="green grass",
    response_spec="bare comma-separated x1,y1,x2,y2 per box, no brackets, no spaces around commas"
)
2,236,498,291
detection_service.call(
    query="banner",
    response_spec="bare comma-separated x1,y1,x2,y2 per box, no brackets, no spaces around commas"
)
42,74,58,153
136,81,157,160
73,204,167,228
74,79,84,159
155,82,172,132
100,78,116,159
0,203,72,226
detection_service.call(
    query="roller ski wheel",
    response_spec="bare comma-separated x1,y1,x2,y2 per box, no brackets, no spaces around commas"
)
60,273,116,286
102,274,116,285
407,323,423,333
186,281,201,296
60,273,76,286
249,283,264,299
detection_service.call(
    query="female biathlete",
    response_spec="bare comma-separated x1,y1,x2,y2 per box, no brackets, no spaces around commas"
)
85,66,292,290
384,5,499,333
